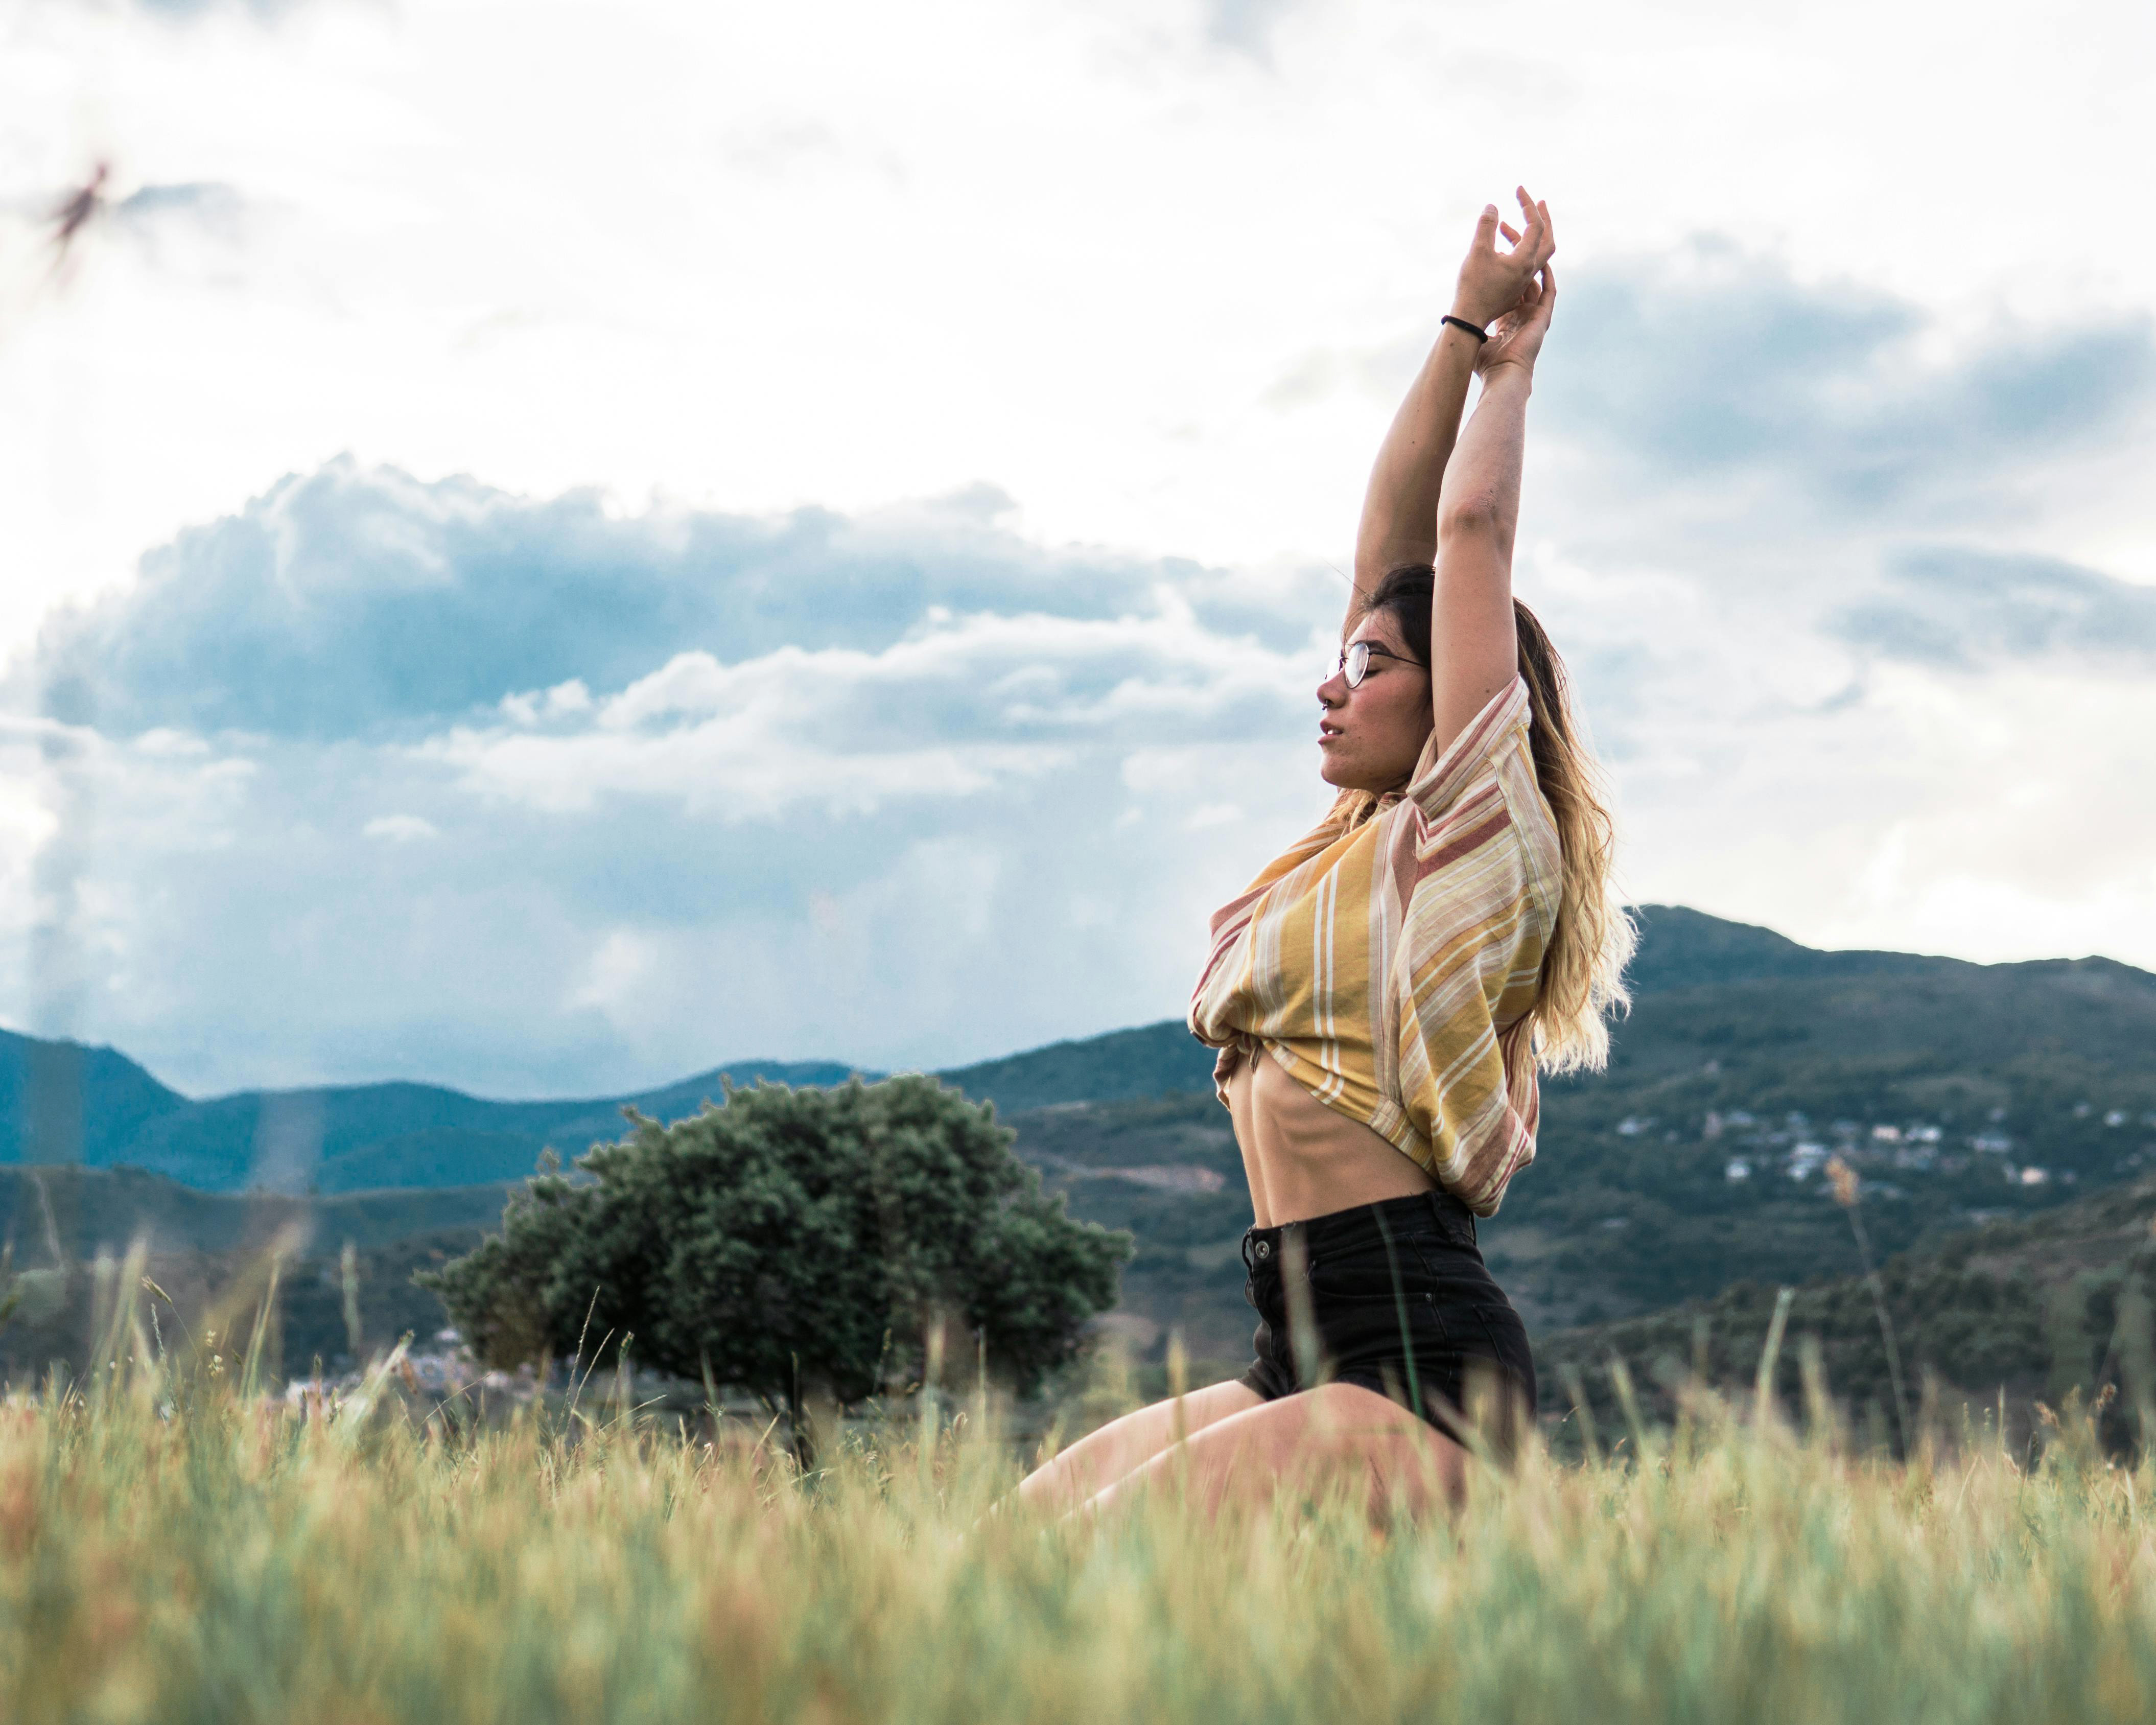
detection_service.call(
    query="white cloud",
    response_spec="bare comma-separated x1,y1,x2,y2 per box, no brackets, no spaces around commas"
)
5,1,2156,1094
4,422,2155,1099
362,813,437,843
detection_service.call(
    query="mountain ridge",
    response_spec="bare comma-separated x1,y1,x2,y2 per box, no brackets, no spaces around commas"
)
7,904,2150,1197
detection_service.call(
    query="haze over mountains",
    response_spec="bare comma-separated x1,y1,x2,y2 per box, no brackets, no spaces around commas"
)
5,904,2152,1207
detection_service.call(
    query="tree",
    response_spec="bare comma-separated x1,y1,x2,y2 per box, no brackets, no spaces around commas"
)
419,1075,1131,1440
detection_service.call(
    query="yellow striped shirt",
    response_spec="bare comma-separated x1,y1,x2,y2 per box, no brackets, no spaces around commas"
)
1187,677,1560,1217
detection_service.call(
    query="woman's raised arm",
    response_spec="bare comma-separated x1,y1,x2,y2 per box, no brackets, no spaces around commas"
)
1348,190,1556,635
1428,199,1557,755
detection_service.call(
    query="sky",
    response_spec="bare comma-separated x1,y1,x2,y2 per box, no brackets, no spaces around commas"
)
2,0,2153,1100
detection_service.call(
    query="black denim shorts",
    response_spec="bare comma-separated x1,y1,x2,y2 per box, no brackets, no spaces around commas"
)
1236,1187,1537,1454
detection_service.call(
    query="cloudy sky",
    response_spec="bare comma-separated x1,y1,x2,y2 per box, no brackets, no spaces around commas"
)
3,0,2153,1100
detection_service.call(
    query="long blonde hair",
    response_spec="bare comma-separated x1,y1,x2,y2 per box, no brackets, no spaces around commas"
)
1339,569,1634,1073
1511,598,1634,1073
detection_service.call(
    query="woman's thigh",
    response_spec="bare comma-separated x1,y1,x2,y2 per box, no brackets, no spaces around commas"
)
1084,1382,1468,1521
1016,1379,1262,1512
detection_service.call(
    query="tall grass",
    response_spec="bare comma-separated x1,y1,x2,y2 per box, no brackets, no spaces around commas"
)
5,1265,2156,1722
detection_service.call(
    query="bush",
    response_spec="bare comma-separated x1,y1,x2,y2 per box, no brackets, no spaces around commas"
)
420,1075,1131,1423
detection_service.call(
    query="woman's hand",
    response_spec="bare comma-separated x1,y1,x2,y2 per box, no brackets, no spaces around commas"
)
1450,185,1555,337
1474,252,1555,380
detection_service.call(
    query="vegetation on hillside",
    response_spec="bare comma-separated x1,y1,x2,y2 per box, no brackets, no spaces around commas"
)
1536,1173,2156,1455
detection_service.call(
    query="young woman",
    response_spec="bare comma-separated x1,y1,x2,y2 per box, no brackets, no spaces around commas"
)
1016,188,1633,1520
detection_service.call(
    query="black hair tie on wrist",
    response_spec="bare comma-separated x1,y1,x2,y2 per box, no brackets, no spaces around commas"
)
1441,314,1488,342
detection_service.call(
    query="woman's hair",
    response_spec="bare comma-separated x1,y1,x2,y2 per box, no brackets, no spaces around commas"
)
1353,563,1636,1074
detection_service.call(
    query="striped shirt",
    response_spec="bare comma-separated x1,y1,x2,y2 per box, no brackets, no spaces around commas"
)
1187,676,1560,1217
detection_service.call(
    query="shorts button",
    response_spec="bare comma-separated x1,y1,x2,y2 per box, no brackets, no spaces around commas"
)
1255,1239,1271,1260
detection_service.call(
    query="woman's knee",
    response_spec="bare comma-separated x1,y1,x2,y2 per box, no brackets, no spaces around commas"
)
1020,1379,1259,1505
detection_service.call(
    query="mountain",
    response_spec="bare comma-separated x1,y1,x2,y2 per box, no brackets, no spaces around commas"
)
997,905,2156,1359
1616,904,1941,993
5,904,2153,1348
0,1031,189,1165
0,1045,870,1195
1,980,1233,1194
5,891,2154,1393
938,1022,1220,1116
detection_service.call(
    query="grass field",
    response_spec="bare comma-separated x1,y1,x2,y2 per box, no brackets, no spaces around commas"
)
7,1272,2156,1724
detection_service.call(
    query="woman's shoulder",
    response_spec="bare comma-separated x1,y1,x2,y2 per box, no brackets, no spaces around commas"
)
1394,682,1557,916
1401,677,1532,823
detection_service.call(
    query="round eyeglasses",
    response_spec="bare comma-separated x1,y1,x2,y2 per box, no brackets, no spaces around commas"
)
1335,638,1426,688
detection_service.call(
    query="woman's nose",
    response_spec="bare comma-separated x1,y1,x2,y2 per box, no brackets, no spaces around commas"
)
1317,667,1347,705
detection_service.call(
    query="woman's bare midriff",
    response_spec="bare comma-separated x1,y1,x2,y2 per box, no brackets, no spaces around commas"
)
1227,1042,1438,1229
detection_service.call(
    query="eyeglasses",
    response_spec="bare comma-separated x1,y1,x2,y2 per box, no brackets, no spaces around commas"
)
1335,639,1426,688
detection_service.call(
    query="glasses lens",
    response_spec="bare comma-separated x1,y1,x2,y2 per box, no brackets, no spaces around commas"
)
1343,640,1371,687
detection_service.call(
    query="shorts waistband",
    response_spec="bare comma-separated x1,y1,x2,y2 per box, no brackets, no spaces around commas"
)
1242,1187,1478,1263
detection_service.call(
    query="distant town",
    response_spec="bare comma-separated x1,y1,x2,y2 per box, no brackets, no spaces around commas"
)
1607,1102,2156,1200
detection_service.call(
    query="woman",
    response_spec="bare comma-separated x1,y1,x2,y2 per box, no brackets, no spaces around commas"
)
1016,188,1633,1520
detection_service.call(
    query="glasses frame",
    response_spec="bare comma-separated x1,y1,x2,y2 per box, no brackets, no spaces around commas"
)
1337,638,1426,689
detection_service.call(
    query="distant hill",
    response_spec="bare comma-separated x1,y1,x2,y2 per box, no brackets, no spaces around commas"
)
0,1032,188,1165
999,904,2156,1361
938,1021,1221,1116
1617,904,1943,993
0,1041,870,1195
4,905,2152,1218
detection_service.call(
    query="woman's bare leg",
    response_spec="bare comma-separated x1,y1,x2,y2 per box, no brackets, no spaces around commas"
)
1076,1382,1469,1523
1015,1380,1263,1513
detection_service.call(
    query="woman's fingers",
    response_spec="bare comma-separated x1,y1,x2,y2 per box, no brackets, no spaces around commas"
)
1470,189,1555,306
1509,188,1556,276
1522,198,1554,270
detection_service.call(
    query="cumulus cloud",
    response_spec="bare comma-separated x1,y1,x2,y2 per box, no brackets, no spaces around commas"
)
1830,548,2156,670
10,239,2156,1098
1274,241,2156,548
1,461,1339,1093
1535,243,2156,526
15,459,1313,740
418,609,1300,820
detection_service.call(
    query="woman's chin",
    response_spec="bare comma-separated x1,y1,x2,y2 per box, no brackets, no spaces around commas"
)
1318,755,1367,791
1321,754,1410,795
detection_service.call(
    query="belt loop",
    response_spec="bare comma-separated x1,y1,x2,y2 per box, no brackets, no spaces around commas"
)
1426,1186,1476,1249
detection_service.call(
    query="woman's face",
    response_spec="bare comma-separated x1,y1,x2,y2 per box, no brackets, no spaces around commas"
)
1316,608,1434,791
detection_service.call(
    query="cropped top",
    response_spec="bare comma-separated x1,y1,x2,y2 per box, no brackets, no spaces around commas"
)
1186,676,1560,1218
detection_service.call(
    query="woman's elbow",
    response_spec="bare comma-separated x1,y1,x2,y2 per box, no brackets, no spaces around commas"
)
1437,493,1508,545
